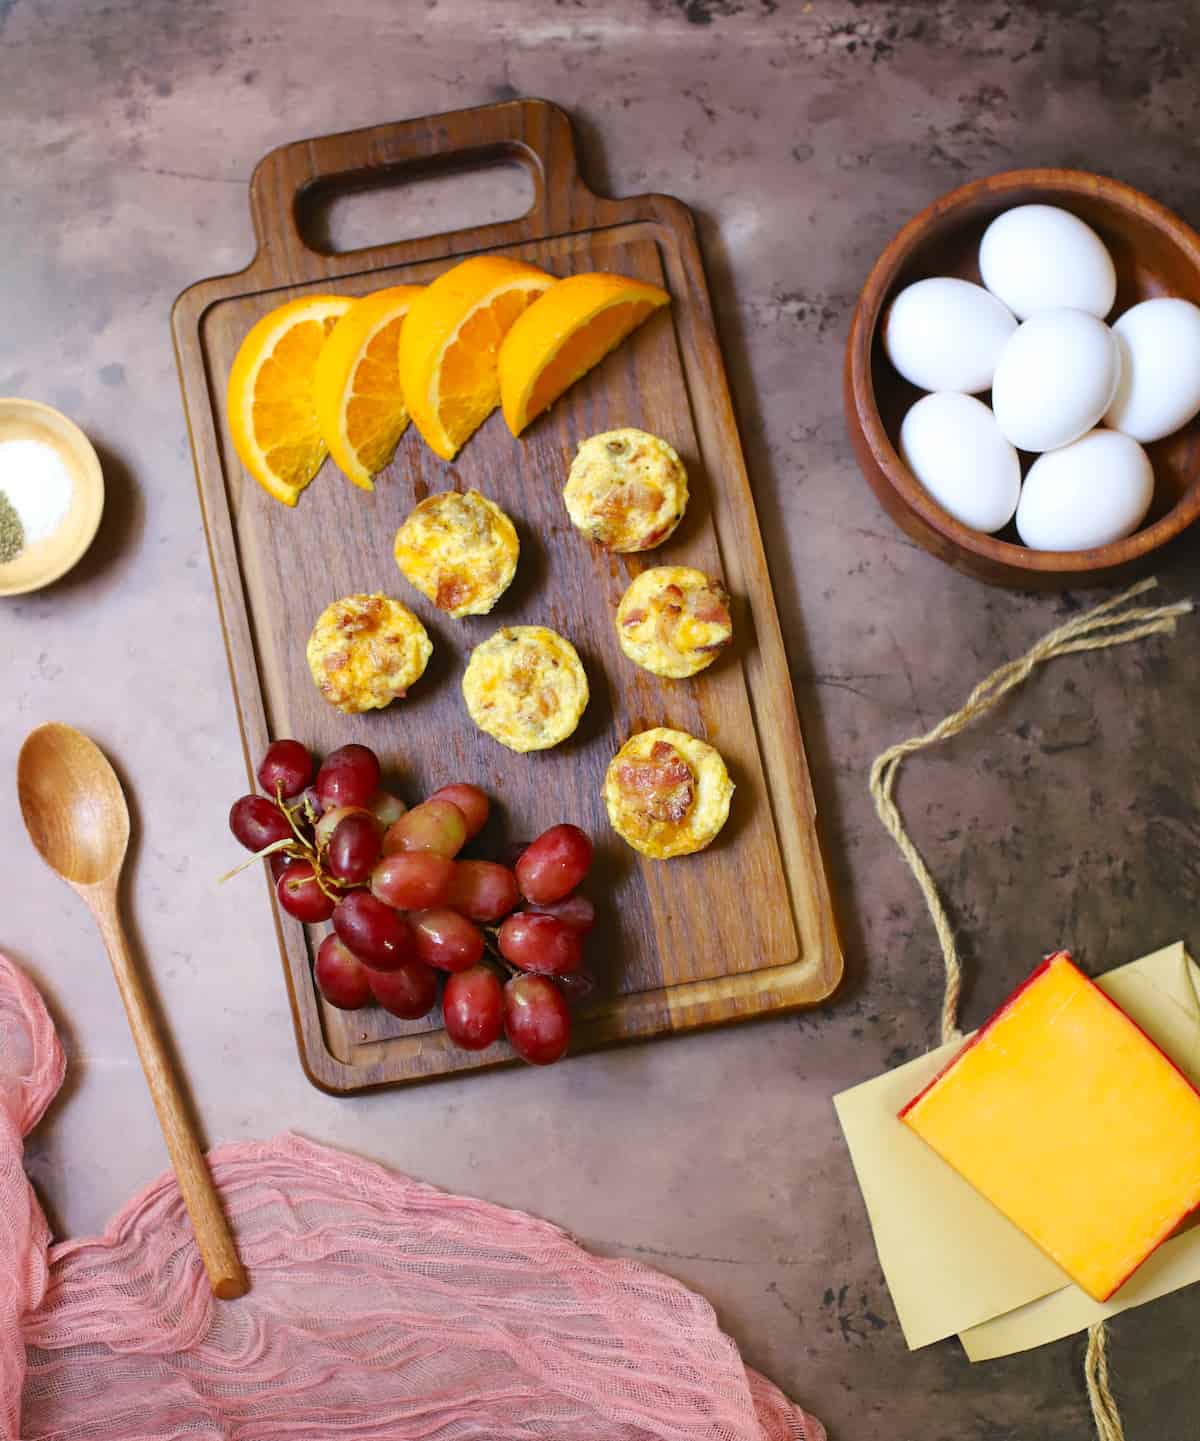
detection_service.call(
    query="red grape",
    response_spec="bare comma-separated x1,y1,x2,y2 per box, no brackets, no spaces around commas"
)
515,824,593,905
230,794,293,852
366,960,439,1019
447,860,520,922
504,974,571,1065
412,908,485,972
370,852,455,910
498,913,582,976
269,853,290,882
289,786,323,835
333,891,416,970
257,739,313,799
277,859,336,923
316,744,381,810
382,799,467,858
427,783,489,840
314,934,372,1009
555,969,596,1001
443,965,504,1049
369,789,407,827
315,804,376,851
327,813,383,884
526,894,596,934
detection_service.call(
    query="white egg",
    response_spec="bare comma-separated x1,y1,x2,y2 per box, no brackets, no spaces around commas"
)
991,309,1121,452
899,392,1021,534
883,277,1018,393
1104,297,1200,443
1016,430,1153,551
979,205,1117,320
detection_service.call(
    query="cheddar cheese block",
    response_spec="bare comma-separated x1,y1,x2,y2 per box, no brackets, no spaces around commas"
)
901,951,1200,1302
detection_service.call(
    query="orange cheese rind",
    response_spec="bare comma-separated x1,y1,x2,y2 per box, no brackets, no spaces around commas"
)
901,950,1200,1302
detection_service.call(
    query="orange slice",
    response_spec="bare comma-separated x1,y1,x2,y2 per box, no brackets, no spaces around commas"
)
313,285,423,491
498,273,670,437
227,295,353,506
398,256,554,460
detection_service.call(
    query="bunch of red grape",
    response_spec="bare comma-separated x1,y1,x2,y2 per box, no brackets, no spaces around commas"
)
228,739,595,1066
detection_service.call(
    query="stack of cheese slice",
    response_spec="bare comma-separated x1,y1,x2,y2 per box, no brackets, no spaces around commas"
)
901,951,1200,1302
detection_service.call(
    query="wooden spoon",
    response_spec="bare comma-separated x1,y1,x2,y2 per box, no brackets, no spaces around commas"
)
17,722,248,1300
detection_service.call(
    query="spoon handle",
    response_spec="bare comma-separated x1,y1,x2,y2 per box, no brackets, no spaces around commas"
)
90,887,248,1300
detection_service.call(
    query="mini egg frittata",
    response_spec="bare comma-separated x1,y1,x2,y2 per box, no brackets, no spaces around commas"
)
616,566,733,679
604,727,733,858
462,625,589,752
393,489,519,619
563,428,688,552
306,593,432,714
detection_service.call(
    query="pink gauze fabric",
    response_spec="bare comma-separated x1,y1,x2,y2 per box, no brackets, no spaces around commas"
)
0,956,825,1441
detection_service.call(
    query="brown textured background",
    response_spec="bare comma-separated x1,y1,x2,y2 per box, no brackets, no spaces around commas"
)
2,1,1198,1436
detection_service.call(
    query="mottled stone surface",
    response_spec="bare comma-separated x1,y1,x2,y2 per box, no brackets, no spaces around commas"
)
3,2,1199,1436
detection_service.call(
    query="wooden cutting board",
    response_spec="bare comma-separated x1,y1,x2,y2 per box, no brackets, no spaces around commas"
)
172,99,842,1091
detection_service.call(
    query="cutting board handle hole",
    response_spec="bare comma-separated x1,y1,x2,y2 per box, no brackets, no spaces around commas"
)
295,159,537,255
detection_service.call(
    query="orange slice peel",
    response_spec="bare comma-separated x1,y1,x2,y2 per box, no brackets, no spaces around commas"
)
498,273,671,437
313,285,423,491
398,256,554,461
227,295,353,506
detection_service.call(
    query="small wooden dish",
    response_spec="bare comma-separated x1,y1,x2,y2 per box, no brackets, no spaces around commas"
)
0,399,105,597
844,169,1200,588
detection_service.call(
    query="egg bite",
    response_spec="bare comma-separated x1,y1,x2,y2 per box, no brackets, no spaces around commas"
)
563,428,688,552
605,727,733,858
393,489,519,619
616,566,733,679
462,625,589,752
306,593,432,714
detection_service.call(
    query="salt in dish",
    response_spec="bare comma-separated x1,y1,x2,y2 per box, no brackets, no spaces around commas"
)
0,399,104,597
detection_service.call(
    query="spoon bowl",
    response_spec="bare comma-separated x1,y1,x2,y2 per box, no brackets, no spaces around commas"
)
17,722,130,889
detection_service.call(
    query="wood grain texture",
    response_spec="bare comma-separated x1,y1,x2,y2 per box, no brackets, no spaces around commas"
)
845,167,1200,589
172,100,842,1091
89,889,248,1299
16,723,247,1298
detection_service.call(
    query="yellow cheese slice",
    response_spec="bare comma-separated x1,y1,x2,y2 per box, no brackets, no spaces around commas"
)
901,951,1200,1302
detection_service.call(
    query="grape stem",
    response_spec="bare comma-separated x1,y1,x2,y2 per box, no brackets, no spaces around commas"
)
481,927,518,979
277,789,319,854
217,837,299,885
311,868,347,903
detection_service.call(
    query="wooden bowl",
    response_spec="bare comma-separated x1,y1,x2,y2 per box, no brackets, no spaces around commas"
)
0,399,104,597
844,169,1200,588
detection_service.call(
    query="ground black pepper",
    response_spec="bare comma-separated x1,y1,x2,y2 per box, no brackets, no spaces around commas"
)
0,491,24,564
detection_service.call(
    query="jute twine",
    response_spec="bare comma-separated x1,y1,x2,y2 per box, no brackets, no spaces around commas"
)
868,576,1193,1441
